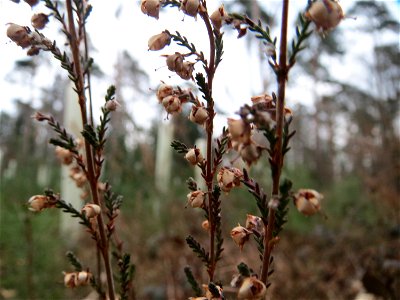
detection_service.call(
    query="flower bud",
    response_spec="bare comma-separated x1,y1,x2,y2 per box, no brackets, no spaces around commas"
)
228,118,251,144
141,0,161,19
237,277,267,299
210,5,227,31
6,23,31,48
156,83,173,102
55,146,73,165
185,147,203,165
31,13,49,30
294,189,323,216
148,31,171,51
28,195,55,212
245,214,263,234
305,0,344,31
181,0,200,18
105,99,120,111
187,190,205,208
217,167,243,193
231,225,251,251
166,52,184,72
189,105,208,125
162,95,182,114
81,203,101,218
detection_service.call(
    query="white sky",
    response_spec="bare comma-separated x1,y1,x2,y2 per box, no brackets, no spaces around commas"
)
0,0,399,134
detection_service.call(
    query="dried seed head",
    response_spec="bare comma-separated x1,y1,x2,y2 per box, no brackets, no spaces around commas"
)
210,5,227,31
156,83,174,102
189,105,208,125
227,118,251,144
217,167,243,193
105,99,120,111
187,190,205,208
31,13,49,30
141,0,161,19
6,23,31,48
185,147,203,165
305,0,344,31
148,31,171,51
28,195,55,212
81,203,101,218
165,52,184,72
237,277,267,300
162,95,182,114
231,224,251,251
294,189,323,216
181,0,200,18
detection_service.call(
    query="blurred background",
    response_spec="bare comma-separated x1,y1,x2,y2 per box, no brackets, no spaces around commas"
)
0,0,399,299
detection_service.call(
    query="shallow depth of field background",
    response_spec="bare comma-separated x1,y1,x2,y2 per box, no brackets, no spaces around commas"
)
0,1,399,299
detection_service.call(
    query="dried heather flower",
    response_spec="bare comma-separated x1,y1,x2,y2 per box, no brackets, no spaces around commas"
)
28,195,55,212
210,5,227,31
6,23,31,48
239,142,262,166
189,105,208,125
148,31,171,51
177,61,195,80
245,214,263,234
203,283,223,299
228,118,251,144
217,167,243,193
24,0,39,7
230,224,251,251
305,0,344,31
81,203,101,218
187,190,205,208
165,52,184,72
156,83,173,102
55,146,73,165
185,147,203,165
74,271,92,286
181,0,200,18
162,95,182,114
31,13,49,30
105,99,120,111
141,0,161,19
63,272,77,288
294,189,323,216
237,276,267,300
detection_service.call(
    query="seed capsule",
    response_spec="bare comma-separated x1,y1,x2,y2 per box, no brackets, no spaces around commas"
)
187,190,205,208
294,189,323,216
148,31,171,51
185,147,203,165
231,225,251,251
81,203,101,218
141,0,161,19
305,0,344,31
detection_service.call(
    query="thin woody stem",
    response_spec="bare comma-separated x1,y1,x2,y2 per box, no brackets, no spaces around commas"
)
65,1,115,299
200,4,216,282
261,0,290,284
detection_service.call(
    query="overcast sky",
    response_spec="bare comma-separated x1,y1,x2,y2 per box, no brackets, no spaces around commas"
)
0,0,399,133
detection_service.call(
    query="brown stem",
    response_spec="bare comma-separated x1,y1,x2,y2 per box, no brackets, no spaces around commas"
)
260,0,290,284
65,1,115,299
200,5,217,281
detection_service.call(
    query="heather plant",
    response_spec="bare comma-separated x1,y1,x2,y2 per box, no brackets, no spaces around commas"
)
143,0,343,298
5,0,344,299
6,1,133,299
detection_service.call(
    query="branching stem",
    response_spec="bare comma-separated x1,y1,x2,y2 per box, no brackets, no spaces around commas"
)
261,0,290,284
65,1,115,299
